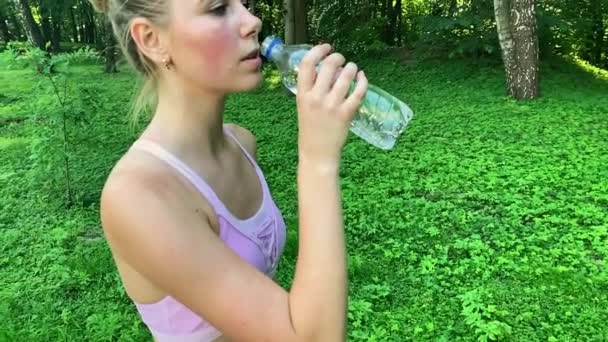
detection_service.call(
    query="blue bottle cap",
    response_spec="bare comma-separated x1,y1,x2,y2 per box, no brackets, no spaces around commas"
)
261,36,283,58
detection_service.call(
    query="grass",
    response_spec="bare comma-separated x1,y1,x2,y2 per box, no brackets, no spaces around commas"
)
1,51,607,341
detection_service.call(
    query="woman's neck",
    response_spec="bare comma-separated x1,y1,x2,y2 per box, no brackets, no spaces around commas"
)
143,79,231,160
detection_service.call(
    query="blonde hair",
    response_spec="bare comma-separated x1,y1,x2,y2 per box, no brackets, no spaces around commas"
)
89,0,169,123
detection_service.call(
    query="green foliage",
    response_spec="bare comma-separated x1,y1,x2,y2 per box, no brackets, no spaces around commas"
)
539,0,608,68
2,41,100,74
1,53,608,341
458,288,513,341
4,41,50,72
415,0,499,59
1,46,103,208
256,2,284,41
308,0,390,57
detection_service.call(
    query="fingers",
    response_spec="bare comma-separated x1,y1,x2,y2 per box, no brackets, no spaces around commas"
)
329,62,358,105
331,66,344,85
297,43,367,121
314,52,346,93
298,44,332,93
342,71,368,117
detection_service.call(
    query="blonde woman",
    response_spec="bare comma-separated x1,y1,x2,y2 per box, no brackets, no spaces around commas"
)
92,0,368,341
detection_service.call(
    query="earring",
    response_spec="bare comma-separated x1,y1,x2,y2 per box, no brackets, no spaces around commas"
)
163,58,172,70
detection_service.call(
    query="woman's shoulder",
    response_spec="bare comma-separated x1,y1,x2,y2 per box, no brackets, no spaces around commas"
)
99,145,195,226
224,123,257,160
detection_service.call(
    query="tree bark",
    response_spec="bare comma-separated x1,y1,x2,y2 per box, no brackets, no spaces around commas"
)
0,8,12,42
511,0,539,99
88,4,98,44
283,0,295,44
591,9,605,65
69,6,78,42
249,0,256,15
494,0,516,96
394,0,402,45
385,0,400,45
39,2,52,47
49,3,63,52
494,0,540,100
80,0,95,44
51,20,61,52
448,0,458,17
9,9,24,40
294,0,307,43
104,18,117,73
17,0,45,49
78,1,86,42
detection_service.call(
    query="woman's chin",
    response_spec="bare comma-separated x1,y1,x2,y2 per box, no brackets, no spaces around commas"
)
233,74,263,92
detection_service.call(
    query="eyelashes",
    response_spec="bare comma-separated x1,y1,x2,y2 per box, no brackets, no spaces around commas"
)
209,2,227,16
209,0,252,16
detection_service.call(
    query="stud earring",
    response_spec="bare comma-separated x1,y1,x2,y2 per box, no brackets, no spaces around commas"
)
162,58,172,70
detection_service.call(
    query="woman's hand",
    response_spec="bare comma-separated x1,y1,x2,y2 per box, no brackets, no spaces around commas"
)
295,44,369,172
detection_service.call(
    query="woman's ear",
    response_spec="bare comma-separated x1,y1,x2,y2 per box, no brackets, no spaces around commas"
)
130,17,170,65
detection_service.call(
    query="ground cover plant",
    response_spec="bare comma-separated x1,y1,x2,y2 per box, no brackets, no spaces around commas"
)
1,47,607,341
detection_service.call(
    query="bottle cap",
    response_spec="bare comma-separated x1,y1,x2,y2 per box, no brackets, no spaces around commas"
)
261,36,283,58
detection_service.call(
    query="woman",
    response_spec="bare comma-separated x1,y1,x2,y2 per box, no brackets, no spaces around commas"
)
92,0,368,341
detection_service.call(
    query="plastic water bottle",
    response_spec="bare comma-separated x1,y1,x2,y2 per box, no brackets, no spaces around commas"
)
261,36,414,150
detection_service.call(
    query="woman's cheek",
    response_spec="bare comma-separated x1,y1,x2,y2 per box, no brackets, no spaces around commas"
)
195,30,236,71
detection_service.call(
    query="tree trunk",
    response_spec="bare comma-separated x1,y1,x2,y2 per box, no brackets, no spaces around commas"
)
386,0,399,45
104,18,117,73
394,0,402,45
591,9,605,65
40,2,52,48
17,0,45,49
78,1,86,43
0,9,12,42
249,0,256,15
69,6,78,42
88,5,97,44
51,21,61,52
80,0,95,44
294,0,307,43
494,0,540,100
49,3,63,52
511,0,539,99
448,0,458,17
283,0,295,44
9,10,24,40
381,0,388,21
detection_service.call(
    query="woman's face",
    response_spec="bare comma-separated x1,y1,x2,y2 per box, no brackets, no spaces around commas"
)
165,0,263,94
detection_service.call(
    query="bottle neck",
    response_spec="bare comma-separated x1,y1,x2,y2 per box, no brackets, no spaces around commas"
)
268,43,284,62
268,44,289,71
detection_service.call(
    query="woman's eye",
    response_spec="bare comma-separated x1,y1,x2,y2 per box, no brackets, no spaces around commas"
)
210,4,228,15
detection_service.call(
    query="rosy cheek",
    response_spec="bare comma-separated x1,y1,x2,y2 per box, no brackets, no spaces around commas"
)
200,30,235,70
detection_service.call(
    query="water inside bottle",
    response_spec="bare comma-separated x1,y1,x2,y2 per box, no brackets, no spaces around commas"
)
351,84,413,150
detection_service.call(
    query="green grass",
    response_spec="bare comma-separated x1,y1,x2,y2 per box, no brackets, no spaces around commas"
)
1,53,607,341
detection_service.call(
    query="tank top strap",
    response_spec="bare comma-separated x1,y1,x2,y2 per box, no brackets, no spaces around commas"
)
223,126,262,177
223,126,272,201
129,139,226,212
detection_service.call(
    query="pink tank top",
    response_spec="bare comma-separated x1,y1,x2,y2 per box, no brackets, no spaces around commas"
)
128,127,287,342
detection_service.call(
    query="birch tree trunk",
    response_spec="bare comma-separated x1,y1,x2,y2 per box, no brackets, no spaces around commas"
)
494,0,540,100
